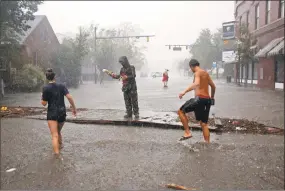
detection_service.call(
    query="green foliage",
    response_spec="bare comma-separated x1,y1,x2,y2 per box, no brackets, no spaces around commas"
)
86,23,146,73
189,28,223,69
0,1,43,44
0,1,43,71
51,27,89,88
236,24,256,65
11,64,45,92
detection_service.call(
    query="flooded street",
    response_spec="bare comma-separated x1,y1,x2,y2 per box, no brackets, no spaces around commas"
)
1,118,284,190
1,77,284,128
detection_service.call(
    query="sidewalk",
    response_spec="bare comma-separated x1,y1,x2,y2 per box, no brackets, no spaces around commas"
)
21,108,283,135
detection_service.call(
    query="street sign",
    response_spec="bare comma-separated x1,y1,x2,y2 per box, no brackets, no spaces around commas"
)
212,62,217,68
222,51,237,63
173,47,182,51
222,21,236,40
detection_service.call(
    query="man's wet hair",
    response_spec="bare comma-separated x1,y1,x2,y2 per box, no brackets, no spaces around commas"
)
46,68,55,81
189,59,200,67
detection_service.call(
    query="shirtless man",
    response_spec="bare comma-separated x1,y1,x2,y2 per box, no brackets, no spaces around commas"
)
178,59,216,143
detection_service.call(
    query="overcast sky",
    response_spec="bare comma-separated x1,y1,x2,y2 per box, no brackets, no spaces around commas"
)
36,1,235,71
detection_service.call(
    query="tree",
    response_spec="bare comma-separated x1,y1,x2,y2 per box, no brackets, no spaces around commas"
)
51,27,89,87
0,1,43,44
212,28,223,63
190,28,216,69
86,23,146,75
0,1,43,76
236,23,256,86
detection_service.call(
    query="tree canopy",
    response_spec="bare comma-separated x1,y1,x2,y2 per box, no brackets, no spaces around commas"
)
189,28,223,69
0,1,43,44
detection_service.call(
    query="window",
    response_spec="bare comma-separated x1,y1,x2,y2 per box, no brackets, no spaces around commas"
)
260,67,263,80
246,11,249,27
279,0,284,18
265,0,271,24
255,4,259,29
275,55,284,83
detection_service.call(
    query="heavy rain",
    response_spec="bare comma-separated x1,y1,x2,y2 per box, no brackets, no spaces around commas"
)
0,1,284,190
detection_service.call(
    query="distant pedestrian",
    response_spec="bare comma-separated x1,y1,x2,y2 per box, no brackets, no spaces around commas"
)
162,69,169,87
177,59,216,143
41,68,77,155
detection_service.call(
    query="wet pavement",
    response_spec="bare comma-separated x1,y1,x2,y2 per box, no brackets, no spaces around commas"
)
1,77,284,128
1,118,284,190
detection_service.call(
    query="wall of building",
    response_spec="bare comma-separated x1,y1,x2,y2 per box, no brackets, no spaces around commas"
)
257,57,275,89
23,16,59,68
234,0,284,90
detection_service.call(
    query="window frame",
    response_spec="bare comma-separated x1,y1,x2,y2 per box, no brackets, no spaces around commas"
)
279,0,284,18
265,0,271,24
255,4,260,29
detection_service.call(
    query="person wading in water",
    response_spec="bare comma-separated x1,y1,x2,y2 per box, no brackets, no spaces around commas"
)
41,68,77,155
108,56,139,119
177,59,216,143
162,69,169,87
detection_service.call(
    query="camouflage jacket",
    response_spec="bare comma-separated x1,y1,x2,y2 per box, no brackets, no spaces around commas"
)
113,65,137,92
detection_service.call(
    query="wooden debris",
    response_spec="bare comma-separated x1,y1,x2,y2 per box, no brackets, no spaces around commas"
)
165,183,196,190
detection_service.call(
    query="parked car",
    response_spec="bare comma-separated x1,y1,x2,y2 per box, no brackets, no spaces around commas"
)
151,72,163,78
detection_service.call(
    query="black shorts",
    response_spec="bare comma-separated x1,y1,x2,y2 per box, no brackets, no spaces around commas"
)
180,97,211,123
47,112,66,123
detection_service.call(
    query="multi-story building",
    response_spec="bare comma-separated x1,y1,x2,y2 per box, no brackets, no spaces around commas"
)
235,0,284,90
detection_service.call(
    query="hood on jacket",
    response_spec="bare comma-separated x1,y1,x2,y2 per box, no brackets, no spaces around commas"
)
119,56,131,68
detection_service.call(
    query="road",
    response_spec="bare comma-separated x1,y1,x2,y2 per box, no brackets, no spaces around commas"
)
1,118,284,190
1,76,284,128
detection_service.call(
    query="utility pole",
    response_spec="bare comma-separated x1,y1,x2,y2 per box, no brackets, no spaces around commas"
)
94,27,97,84
92,26,154,83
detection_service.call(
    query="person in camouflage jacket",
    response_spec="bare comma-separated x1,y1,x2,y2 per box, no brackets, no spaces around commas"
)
111,56,139,119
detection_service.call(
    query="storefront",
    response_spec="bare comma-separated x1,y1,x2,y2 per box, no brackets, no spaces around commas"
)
255,37,284,90
267,41,284,90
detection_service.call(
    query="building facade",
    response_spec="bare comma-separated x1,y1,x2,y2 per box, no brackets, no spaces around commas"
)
0,15,60,88
235,0,284,90
20,15,60,69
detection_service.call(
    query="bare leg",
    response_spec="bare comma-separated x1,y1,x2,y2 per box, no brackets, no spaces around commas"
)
58,122,65,148
178,109,192,137
48,120,60,154
200,121,210,143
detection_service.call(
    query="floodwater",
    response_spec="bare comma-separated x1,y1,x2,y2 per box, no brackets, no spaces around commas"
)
1,118,284,190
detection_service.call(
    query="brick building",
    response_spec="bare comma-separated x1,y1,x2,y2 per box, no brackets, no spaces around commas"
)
235,0,284,90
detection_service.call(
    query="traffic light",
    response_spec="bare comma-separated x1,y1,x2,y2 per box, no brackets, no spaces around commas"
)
169,45,171,49
146,36,149,42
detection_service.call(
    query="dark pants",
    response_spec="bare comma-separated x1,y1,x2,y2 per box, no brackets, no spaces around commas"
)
180,97,211,123
123,89,139,116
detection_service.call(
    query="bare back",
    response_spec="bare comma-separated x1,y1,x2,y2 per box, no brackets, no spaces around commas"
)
194,70,211,98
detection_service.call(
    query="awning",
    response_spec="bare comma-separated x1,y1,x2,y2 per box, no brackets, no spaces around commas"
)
267,40,284,56
255,37,284,58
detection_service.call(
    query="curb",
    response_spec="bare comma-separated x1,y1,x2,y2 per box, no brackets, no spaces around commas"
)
25,116,221,132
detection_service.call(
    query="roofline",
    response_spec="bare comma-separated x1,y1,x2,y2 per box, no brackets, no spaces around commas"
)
21,15,60,45
21,15,46,45
44,16,60,45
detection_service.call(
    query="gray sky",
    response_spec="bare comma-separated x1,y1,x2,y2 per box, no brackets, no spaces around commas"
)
36,1,234,71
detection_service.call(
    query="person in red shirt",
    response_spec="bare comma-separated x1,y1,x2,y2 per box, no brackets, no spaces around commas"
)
162,69,169,87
